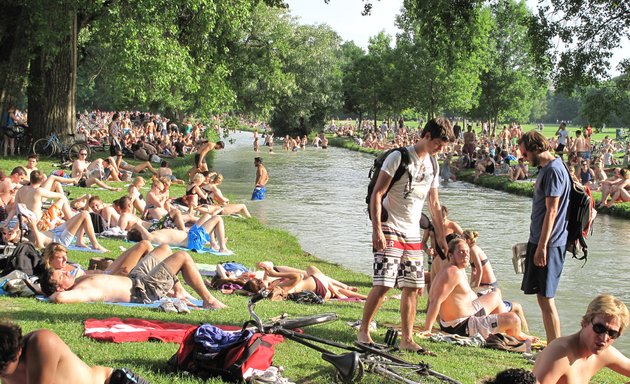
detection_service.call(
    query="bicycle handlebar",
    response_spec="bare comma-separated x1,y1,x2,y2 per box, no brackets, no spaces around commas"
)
247,289,270,332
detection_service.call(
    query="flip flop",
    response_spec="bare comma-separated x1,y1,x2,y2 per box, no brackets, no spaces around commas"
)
355,341,389,350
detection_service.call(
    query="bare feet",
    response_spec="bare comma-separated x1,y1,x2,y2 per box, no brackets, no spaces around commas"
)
113,187,122,192
357,330,374,345
93,244,109,252
203,299,227,310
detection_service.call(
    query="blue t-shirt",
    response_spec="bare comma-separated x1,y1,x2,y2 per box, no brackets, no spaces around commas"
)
529,157,570,247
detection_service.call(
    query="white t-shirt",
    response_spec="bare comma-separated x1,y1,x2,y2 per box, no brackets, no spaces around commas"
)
558,129,568,145
381,146,439,235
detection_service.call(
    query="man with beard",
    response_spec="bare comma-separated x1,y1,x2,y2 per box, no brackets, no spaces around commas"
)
518,131,570,343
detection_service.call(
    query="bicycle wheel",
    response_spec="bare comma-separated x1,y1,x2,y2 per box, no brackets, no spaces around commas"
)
68,142,89,161
32,138,56,158
270,313,338,331
356,343,461,384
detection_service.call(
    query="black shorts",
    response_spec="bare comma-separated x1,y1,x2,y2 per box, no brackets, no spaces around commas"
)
521,242,566,298
556,144,566,153
194,153,206,167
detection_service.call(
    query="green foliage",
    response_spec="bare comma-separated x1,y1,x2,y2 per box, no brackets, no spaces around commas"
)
528,0,630,92
469,0,547,125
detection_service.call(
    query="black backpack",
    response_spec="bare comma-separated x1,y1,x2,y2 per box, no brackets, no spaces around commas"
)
365,147,436,221
562,162,596,263
1,243,44,277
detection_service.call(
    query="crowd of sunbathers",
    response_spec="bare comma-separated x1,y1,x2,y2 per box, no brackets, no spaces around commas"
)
332,120,630,206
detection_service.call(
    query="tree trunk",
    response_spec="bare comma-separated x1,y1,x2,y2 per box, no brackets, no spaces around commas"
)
27,10,77,139
0,5,30,120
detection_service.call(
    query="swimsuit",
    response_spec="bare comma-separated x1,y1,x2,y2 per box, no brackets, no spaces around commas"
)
310,275,327,299
251,186,266,201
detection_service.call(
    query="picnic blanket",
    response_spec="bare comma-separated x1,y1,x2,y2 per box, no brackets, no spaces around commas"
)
84,318,241,343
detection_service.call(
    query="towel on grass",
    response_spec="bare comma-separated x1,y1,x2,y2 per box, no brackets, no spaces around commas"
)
84,318,241,343
170,245,234,256
66,245,106,253
36,296,205,308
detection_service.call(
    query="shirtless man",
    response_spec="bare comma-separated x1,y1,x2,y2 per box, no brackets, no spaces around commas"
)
251,157,269,201
193,140,224,174
421,238,531,341
72,151,122,191
127,213,229,253
7,171,72,226
144,178,190,224
88,195,120,228
533,294,629,384
463,125,476,158
24,154,38,177
118,196,184,231
0,322,149,384
40,245,226,309
0,167,26,208
574,130,589,162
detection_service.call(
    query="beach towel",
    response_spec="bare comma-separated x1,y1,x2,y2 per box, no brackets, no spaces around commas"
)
84,318,197,343
66,245,106,253
37,296,205,308
170,245,234,256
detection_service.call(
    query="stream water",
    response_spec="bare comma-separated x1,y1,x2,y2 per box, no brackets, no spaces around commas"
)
214,131,630,352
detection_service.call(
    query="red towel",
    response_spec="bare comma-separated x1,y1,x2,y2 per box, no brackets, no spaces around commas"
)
84,318,197,343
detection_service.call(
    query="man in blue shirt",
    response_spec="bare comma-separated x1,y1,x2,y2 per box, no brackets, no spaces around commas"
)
518,130,570,343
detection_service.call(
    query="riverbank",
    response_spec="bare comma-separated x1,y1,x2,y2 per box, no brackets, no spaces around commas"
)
1,154,624,383
328,136,630,220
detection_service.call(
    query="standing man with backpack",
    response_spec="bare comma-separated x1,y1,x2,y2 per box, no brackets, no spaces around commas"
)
357,117,455,352
518,131,570,343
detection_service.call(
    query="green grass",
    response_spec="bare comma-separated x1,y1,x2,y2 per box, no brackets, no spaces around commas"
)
0,153,626,384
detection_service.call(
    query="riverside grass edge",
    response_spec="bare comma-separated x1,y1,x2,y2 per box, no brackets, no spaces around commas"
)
0,152,624,383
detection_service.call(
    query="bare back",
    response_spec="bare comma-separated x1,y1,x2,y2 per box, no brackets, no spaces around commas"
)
15,185,44,218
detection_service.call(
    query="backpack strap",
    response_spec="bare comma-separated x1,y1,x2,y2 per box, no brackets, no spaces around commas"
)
232,335,263,369
429,155,438,184
388,147,411,196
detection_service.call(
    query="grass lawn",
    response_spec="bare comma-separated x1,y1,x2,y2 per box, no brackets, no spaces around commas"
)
0,152,626,384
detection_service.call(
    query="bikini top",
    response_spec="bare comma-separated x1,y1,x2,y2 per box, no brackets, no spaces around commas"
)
470,258,489,269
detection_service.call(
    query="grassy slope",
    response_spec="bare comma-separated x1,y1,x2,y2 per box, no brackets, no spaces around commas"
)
0,152,624,384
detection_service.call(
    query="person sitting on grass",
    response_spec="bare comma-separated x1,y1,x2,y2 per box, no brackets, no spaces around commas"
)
602,168,630,208
127,176,146,214
0,322,151,384
87,195,120,228
118,196,185,232
508,158,529,181
40,244,227,309
145,177,195,223
203,173,252,218
474,152,496,181
421,238,534,342
157,160,185,184
71,152,122,191
533,294,630,384
127,213,230,254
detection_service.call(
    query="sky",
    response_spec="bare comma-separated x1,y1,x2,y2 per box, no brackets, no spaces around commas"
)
284,0,626,75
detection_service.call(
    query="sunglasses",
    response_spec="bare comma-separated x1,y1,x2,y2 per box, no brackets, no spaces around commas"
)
592,321,620,339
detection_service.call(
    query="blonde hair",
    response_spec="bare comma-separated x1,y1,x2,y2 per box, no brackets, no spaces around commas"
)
42,242,67,269
133,176,145,187
193,173,205,183
151,177,164,190
212,173,224,184
463,230,479,244
582,294,630,335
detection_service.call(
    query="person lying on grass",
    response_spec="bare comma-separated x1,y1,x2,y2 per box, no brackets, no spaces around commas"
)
126,213,230,254
42,240,154,278
0,321,150,384
256,263,368,301
207,261,363,299
40,244,226,309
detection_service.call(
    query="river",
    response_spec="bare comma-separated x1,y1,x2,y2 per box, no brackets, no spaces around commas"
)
215,131,630,353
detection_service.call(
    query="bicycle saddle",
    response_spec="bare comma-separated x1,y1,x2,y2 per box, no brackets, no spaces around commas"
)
321,351,360,383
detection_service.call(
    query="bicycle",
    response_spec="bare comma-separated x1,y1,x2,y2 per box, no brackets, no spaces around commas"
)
247,290,461,384
32,133,90,161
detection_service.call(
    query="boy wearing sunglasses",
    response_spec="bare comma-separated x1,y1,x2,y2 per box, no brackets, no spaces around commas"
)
533,294,629,383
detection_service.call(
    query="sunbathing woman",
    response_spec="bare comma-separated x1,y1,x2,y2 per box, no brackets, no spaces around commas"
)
257,263,367,301
603,168,630,207
203,173,252,218
127,176,146,214
463,230,529,333
183,173,222,216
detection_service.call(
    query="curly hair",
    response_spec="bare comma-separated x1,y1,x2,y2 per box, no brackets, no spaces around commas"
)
0,322,23,373
484,368,535,384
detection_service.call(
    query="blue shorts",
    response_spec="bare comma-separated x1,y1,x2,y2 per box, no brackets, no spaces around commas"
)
187,224,210,251
251,186,266,201
521,242,566,298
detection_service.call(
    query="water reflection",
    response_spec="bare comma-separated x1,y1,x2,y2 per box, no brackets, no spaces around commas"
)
215,131,630,353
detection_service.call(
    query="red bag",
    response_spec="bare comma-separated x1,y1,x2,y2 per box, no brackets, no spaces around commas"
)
169,325,283,382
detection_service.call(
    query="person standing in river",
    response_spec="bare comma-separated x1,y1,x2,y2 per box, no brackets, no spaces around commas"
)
518,130,570,343
252,157,269,201
357,117,455,353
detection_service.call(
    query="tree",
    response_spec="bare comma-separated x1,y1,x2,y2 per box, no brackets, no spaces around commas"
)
469,0,546,131
396,3,491,119
339,42,367,124
269,23,344,136
528,0,630,92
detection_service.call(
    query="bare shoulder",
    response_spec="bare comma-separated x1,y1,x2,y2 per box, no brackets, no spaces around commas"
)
27,329,68,353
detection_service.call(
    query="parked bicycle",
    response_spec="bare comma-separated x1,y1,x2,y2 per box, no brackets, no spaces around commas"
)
247,290,461,384
32,133,90,161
